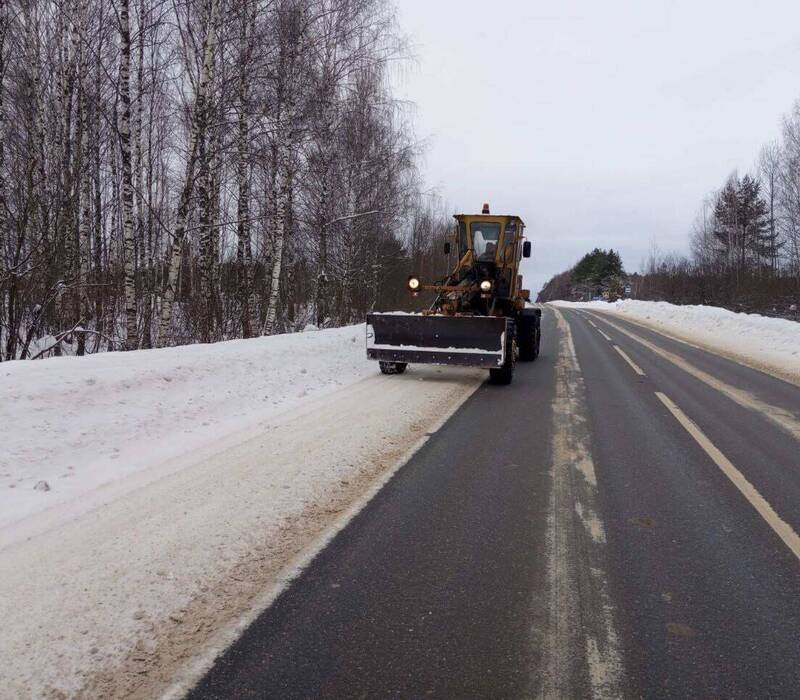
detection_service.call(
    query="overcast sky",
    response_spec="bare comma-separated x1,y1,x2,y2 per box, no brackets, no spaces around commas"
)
393,0,800,295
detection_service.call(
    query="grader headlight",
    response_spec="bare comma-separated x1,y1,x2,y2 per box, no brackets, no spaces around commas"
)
479,279,492,293
408,276,421,292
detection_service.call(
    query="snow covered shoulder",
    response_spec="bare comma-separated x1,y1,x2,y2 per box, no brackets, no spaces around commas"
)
552,299,800,385
0,327,482,698
0,325,374,527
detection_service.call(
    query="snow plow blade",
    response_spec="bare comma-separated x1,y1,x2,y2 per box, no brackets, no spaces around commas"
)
366,313,508,368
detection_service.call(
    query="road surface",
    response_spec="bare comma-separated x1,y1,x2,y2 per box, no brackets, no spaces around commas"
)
189,306,800,699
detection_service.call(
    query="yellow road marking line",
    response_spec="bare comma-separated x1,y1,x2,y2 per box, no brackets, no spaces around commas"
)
594,314,800,443
613,345,645,376
656,392,800,562
587,309,800,389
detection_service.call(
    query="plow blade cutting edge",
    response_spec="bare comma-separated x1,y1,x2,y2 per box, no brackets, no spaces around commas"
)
366,313,509,368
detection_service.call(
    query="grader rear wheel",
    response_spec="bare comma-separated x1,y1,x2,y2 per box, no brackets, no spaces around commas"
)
518,312,541,362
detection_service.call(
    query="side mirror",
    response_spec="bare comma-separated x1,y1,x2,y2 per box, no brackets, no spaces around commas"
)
443,242,451,255
523,241,532,258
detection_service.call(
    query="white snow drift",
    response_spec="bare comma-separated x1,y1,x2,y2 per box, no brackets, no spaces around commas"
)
0,325,374,528
552,299,800,384
0,325,483,698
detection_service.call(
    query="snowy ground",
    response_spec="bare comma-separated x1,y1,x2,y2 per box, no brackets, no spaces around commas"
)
0,325,372,528
551,300,800,385
0,327,483,698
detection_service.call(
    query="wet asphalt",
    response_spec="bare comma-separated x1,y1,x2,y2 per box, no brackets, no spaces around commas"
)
189,307,800,699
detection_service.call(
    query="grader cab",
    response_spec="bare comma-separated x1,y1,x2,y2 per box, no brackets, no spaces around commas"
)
366,204,541,385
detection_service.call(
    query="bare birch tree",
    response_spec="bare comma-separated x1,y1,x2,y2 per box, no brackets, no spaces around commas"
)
2,0,432,358
158,0,221,346
118,0,138,349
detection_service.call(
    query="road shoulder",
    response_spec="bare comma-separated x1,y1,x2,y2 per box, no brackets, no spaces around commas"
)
0,368,481,699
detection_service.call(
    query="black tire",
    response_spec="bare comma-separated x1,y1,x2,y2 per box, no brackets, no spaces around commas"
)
379,361,407,375
489,331,515,385
518,311,541,361
524,324,541,360
519,334,535,361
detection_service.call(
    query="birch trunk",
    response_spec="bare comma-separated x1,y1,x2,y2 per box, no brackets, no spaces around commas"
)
16,0,46,277
133,0,148,347
0,5,8,313
236,3,255,337
76,0,91,355
209,116,222,333
92,19,103,337
118,0,138,349
263,22,300,337
134,0,146,270
315,165,329,327
198,128,212,343
59,6,76,290
33,16,50,250
262,139,288,335
62,0,83,347
236,108,252,336
142,37,156,349
157,0,220,346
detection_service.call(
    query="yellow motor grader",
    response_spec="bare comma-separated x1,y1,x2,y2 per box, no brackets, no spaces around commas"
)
366,204,541,385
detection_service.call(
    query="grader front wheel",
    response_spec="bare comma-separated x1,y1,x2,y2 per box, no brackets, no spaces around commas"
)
489,336,516,385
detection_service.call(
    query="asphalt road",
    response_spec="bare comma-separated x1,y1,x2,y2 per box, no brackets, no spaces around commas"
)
189,306,800,699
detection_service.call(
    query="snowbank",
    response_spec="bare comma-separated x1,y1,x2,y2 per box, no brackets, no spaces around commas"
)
0,325,372,528
0,327,483,698
552,300,800,384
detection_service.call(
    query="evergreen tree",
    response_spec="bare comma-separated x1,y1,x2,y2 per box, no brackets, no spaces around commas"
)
573,248,625,287
538,248,627,301
712,173,769,274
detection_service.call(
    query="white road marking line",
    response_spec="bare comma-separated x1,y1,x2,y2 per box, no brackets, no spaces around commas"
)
613,345,646,376
596,314,800,444
587,319,598,329
656,392,800,563
597,328,612,341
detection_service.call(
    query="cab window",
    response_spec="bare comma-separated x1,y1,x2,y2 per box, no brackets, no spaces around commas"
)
471,223,500,261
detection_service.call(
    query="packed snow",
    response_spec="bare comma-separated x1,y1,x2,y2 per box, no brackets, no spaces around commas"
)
551,300,800,384
0,324,374,527
0,325,483,698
